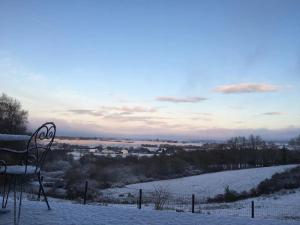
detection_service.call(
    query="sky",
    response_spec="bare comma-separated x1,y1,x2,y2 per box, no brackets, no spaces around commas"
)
0,0,300,140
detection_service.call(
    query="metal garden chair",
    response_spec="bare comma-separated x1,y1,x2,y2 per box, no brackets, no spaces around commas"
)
0,160,8,215
0,122,56,224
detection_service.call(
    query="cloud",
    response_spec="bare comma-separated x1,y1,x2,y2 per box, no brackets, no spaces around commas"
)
188,127,300,141
118,106,157,113
261,112,285,116
104,113,168,125
68,109,103,117
193,112,213,116
100,106,157,114
28,117,106,137
191,117,212,122
235,121,244,124
191,112,213,121
214,83,280,94
156,96,207,103
29,116,300,141
67,106,157,117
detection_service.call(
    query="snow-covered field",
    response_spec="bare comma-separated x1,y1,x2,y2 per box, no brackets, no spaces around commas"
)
1,165,299,224
194,188,300,220
104,188,300,221
1,198,299,225
104,165,298,199
55,138,204,148
0,134,30,141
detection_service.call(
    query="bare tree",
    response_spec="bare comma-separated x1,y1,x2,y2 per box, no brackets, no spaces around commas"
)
289,134,300,150
227,136,248,150
0,93,28,134
152,185,170,210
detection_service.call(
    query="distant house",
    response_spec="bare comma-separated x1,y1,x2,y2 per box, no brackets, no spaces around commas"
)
121,149,129,155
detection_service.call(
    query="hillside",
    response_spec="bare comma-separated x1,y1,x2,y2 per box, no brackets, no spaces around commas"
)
104,165,297,199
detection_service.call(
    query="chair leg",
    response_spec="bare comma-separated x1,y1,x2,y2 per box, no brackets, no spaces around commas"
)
2,174,7,208
12,176,23,225
38,174,51,210
37,176,43,200
13,176,17,225
17,181,23,225
2,175,12,209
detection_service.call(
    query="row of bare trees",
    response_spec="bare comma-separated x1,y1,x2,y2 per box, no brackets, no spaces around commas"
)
289,135,300,149
227,135,266,150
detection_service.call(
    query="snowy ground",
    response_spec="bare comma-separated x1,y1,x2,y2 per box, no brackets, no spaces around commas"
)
193,188,300,220
1,165,299,224
0,134,30,141
101,188,300,221
1,198,299,225
103,165,298,199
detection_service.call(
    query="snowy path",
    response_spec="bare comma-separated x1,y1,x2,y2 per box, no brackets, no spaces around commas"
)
0,200,299,225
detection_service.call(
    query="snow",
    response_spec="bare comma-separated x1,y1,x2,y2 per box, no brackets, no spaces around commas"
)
101,188,300,221
0,134,30,141
104,165,298,199
1,165,299,224
0,199,299,225
55,138,203,148
2,165,37,174
191,189,300,220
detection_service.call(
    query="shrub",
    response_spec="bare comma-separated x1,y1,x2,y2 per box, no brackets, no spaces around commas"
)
207,186,242,203
223,186,240,202
152,185,170,210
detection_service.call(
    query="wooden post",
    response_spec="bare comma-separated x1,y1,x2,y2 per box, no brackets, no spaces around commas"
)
192,194,195,213
251,201,254,218
38,176,44,200
84,180,88,205
138,189,142,209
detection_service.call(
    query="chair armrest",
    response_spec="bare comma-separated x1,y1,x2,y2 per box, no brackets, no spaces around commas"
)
0,148,34,167
0,147,27,154
0,160,7,173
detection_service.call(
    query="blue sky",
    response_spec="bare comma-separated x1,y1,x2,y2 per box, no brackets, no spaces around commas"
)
0,0,300,140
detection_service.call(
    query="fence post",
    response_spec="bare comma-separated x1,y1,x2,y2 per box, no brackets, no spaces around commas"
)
251,201,254,218
38,176,44,200
138,189,142,209
192,194,195,213
84,180,88,205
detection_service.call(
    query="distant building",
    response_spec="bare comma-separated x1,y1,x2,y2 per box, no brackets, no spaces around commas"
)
121,149,129,155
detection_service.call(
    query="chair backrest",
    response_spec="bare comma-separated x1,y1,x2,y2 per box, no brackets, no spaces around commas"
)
26,122,56,172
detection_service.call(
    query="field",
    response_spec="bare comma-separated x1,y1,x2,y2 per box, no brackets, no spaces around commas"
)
103,165,298,199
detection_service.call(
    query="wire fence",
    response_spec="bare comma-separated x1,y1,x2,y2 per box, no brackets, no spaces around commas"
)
78,184,300,221
1,179,300,221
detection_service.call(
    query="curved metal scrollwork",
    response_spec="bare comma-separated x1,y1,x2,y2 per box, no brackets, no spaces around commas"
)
30,122,56,147
0,160,7,173
27,122,56,171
